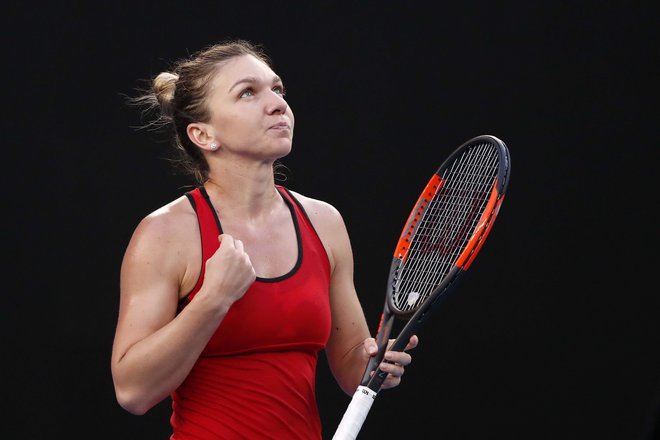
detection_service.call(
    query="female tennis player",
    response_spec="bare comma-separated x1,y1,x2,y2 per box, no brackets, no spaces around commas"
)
110,39,418,439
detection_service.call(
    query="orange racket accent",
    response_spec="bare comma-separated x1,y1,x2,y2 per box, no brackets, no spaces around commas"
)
376,313,385,334
455,179,503,270
394,174,444,261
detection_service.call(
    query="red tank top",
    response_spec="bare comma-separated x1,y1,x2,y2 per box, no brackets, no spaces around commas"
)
170,186,332,439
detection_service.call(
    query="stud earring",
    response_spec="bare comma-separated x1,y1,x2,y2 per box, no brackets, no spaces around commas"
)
210,143,218,151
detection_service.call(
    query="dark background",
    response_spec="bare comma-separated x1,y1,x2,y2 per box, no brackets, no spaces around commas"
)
5,1,658,439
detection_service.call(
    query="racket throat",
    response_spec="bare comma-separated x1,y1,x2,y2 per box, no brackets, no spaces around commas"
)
360,313,395,386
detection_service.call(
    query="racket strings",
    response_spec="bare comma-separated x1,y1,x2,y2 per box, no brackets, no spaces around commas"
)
392,142,501,312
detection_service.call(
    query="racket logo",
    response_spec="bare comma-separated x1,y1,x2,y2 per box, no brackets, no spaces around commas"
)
360,388,376,400
407,291,420,306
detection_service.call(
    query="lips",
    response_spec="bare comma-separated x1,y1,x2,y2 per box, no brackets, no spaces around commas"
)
269,122,290,130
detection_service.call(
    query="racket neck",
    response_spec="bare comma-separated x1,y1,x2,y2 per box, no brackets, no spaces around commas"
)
360,311,394,387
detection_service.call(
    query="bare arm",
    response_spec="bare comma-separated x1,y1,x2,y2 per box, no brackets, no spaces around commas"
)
110,200,255,415
296,194,417,395
324,212,373,394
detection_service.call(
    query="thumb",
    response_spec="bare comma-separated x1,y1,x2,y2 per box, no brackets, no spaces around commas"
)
365,338,378,356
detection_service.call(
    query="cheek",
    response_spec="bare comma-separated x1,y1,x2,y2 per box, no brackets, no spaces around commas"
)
216,113,251,140
288,108,295,129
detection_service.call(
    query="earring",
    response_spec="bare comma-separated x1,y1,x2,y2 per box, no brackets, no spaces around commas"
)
210,142,218,151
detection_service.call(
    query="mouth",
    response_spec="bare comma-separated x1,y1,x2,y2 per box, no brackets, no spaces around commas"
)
269,122,291,130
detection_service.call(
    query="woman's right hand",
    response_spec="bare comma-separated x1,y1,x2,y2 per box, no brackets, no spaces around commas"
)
198,234,256,309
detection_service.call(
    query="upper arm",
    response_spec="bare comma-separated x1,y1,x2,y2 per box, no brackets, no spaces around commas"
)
111,203,196,366
294,194,370,372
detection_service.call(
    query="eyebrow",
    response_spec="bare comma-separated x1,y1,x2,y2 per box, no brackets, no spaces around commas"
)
228,75,283,93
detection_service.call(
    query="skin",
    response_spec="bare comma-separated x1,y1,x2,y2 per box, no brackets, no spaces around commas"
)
111,54,418,416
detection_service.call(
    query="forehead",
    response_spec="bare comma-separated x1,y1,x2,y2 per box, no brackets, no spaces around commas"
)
210,54,278,91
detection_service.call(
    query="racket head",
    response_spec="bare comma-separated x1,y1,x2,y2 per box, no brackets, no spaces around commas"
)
385,134,511,319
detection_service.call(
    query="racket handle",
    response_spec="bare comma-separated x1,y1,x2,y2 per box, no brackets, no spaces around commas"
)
332,385,378,440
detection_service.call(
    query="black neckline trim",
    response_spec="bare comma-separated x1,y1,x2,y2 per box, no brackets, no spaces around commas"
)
198,186,303,283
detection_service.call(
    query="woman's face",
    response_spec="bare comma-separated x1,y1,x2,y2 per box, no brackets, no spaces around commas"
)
205,54,294,161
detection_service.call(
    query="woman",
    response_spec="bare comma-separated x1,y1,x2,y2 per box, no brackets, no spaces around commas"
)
111,39,418,439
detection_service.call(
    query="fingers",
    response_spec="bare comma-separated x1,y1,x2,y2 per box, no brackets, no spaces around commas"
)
219,234,248,257
385,335,419,353
377,340,412,375
376,352,406,388
375,335,418,389
219,234,241,249
215,234,255,277
233,237,245,253
381,349,412,368
364,337,378,356
405,334,419,351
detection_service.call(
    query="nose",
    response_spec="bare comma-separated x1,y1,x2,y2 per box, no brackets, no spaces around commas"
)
267,91,288,115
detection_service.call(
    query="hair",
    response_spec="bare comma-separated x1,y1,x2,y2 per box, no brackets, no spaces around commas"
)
129,39,287,184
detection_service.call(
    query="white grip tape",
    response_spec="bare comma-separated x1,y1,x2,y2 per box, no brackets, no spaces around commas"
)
332,385,377,440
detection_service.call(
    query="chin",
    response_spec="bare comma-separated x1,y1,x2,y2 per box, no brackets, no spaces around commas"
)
274,140,293,156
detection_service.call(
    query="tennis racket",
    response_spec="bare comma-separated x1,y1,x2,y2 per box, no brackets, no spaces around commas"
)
332,134,511,439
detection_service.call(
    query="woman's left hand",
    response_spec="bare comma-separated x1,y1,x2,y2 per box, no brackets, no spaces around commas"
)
363,335,419,390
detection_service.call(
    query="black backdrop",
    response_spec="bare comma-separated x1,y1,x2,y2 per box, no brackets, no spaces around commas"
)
5,1,658,439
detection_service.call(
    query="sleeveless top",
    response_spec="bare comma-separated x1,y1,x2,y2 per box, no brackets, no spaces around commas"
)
169,185,332,439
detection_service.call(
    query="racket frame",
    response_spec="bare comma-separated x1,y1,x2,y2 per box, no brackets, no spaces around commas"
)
364,135,509,392
333,134,510,439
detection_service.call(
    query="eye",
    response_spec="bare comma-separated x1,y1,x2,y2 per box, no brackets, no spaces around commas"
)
239,88,254,98
272,85,286,97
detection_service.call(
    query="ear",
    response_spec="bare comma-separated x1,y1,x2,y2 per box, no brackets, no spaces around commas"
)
186,122,217,151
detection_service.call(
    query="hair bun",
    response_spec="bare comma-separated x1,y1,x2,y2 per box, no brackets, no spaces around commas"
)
152,72,179,118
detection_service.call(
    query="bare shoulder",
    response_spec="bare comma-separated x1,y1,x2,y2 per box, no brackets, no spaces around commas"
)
286,189,352,272
285,189,345,231
122,195,200,289
130,195,198,246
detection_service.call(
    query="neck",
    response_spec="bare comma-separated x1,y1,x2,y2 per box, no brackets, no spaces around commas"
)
204,161,280,218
